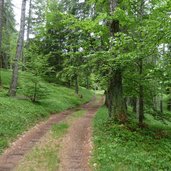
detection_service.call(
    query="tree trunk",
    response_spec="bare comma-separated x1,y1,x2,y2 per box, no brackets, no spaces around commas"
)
109,70,127,122
0,0,4,86
105,90,112,117
67,79,71,88
0,0,3,48
104,90,109,107
138,0,145,127
167,98,171,111
138,59,144,126
107,0,127,122
86,75,89,89
22,0,32,71
132,97,137,113
160,99,163,114
3,54,8,69
75,74,79,94
8,0,27,96
27,0,32,45
32,82,37,102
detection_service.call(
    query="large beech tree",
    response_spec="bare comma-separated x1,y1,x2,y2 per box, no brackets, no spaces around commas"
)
106,0,127,122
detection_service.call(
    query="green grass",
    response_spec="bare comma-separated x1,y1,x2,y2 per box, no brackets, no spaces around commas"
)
71,110,86,118
92,106,171,171
0,69,94,153
52,122,69,138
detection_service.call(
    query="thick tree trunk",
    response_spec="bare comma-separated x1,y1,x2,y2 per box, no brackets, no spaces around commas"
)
0,0,4,86
8,0,27,96
107,0,127,122
109,70,127,122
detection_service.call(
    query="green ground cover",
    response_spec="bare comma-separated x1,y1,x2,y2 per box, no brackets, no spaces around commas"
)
92,107,171,171
0,70,93,153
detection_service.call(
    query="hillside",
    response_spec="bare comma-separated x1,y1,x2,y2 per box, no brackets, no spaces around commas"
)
0,70,94,153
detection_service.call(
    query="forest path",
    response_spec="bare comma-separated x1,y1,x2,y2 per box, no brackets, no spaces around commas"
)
0,97,103,171
58,96,103,171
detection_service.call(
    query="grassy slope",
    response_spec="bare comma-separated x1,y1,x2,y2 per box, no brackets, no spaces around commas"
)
0,70,94,153
92,107,171,171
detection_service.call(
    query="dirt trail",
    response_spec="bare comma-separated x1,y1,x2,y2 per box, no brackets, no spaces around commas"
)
0,98,99,171
59,97,103,171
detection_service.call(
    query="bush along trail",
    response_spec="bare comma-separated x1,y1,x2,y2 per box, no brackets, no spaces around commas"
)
0,96,103,171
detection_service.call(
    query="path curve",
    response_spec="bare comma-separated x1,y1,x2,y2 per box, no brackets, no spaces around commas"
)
0,99,97,171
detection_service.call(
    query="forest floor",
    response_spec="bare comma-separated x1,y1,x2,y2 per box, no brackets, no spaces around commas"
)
0,96,103,171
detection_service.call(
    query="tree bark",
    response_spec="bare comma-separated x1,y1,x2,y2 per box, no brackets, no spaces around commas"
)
8,0,27,96
167,98,171,111
107,0,127,122
138,0,145,127
160,99,163,114
27,0,32,45
108,70,127,122
132,97,137,113
138,59,144,126
32,82,37,102
22,0,32,71
0,0,3,48
86,75,89,89
0,0,4,86
75,74,79,94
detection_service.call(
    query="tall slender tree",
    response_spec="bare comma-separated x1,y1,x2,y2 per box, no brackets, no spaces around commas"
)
0,0,4,86
137,0,145,126
27,0,32,44
22,0,32,70
8,0,27,96
3,0,16,69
